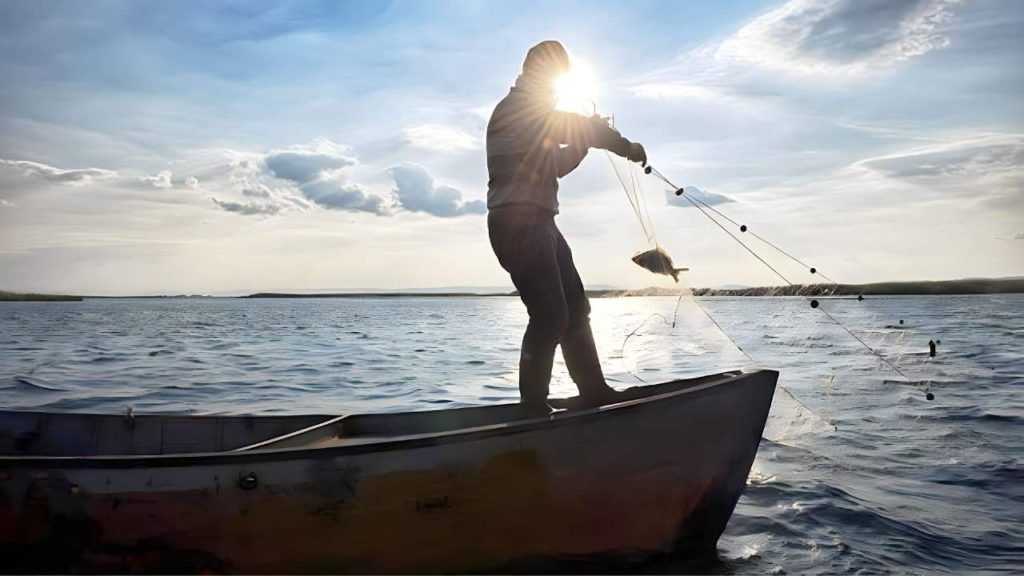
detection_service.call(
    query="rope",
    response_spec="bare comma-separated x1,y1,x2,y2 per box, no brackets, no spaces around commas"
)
607,152,652,244
580,102,924,396
631,163,657,245
675,189,796,286
599,108,657,248
649,167,839,285
641,164,916,383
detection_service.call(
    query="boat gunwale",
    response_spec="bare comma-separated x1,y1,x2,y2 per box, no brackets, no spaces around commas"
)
0,369,777,469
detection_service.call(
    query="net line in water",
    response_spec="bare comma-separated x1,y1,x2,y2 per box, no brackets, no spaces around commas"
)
612,279,837,442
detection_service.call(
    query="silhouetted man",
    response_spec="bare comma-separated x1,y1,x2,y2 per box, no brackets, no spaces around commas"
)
486,40,647,412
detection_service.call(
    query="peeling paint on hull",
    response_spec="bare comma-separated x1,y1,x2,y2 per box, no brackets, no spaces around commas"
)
0,370,777,573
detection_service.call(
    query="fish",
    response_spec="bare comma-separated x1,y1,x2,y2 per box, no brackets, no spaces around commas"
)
631,246,688,282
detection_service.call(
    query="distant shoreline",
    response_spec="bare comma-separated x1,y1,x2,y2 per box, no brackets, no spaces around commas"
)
246,277,1024,298
689,277,1024,297
2,277,1021,301
0,291,82,302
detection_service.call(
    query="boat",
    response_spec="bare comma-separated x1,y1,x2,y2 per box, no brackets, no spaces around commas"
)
0,369,777,573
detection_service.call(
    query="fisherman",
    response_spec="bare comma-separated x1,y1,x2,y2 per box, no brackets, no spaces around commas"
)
486,40,648,413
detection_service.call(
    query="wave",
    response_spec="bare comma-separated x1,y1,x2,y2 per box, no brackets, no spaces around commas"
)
736,480,1022,572
13,375,64,391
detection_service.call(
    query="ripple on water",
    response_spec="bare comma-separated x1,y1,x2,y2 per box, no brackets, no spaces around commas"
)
0,295,1020,573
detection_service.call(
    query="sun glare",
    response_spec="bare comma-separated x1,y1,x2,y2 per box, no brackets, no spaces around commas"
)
555,60,598,114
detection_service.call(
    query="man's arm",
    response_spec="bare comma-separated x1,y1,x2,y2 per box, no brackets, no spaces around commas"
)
556,145,588,177
546,111,646,165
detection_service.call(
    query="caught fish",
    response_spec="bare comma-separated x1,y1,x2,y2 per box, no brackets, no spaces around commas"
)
631,246,688,282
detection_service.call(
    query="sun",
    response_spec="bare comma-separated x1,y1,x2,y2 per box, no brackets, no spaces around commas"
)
555,59,598,114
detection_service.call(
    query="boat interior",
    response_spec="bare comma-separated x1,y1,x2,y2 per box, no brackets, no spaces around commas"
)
0,371,746,457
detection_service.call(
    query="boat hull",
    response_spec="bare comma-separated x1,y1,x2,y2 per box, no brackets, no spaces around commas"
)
0,370,777,573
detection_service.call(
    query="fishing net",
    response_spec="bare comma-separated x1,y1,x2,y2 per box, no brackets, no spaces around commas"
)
571,106,942,444
602,152,839,444
600,286,837,444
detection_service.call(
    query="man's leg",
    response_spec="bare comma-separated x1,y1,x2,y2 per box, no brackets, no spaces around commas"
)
553,228,615,400
514,236,569,407
489,213,568,407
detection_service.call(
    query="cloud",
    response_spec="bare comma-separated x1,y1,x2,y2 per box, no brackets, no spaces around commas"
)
299,178,388,215
241,183,272,198
388,164,486,217
265,140,356,183
853,134,1024,209
631,84,721,101
0,141,495,220
197,140,389,216
717,0,961,75
404,124,480,152
262,139,388,214
143,170,172,189
211,198,283,216
857,134,1024,179
0,158,118,185
169,149,301,217
666,186,735,208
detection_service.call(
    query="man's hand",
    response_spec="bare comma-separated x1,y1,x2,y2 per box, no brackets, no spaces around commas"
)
627,142,647,167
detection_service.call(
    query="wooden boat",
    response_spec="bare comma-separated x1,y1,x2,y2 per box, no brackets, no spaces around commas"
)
0,369,777,573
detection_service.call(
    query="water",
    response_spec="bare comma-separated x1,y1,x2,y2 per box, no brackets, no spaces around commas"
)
1,295,1021,573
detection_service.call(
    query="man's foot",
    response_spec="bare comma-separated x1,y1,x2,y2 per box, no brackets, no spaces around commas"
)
520,401,554,418
579,385,628,408
550,386,645,410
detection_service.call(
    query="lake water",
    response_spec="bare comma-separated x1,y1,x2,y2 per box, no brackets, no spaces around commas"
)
1,295,1021,573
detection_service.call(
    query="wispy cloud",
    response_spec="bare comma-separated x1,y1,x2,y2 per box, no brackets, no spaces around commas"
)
404,124,480,152
630,83,720,101
0,159,118,185
856,134,1024,179
630,0,966,110
211,198,283,216
854,133,1024,208
717,0,962,75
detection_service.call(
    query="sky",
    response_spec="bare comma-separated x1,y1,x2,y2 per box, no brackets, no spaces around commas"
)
0,0,1021,295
